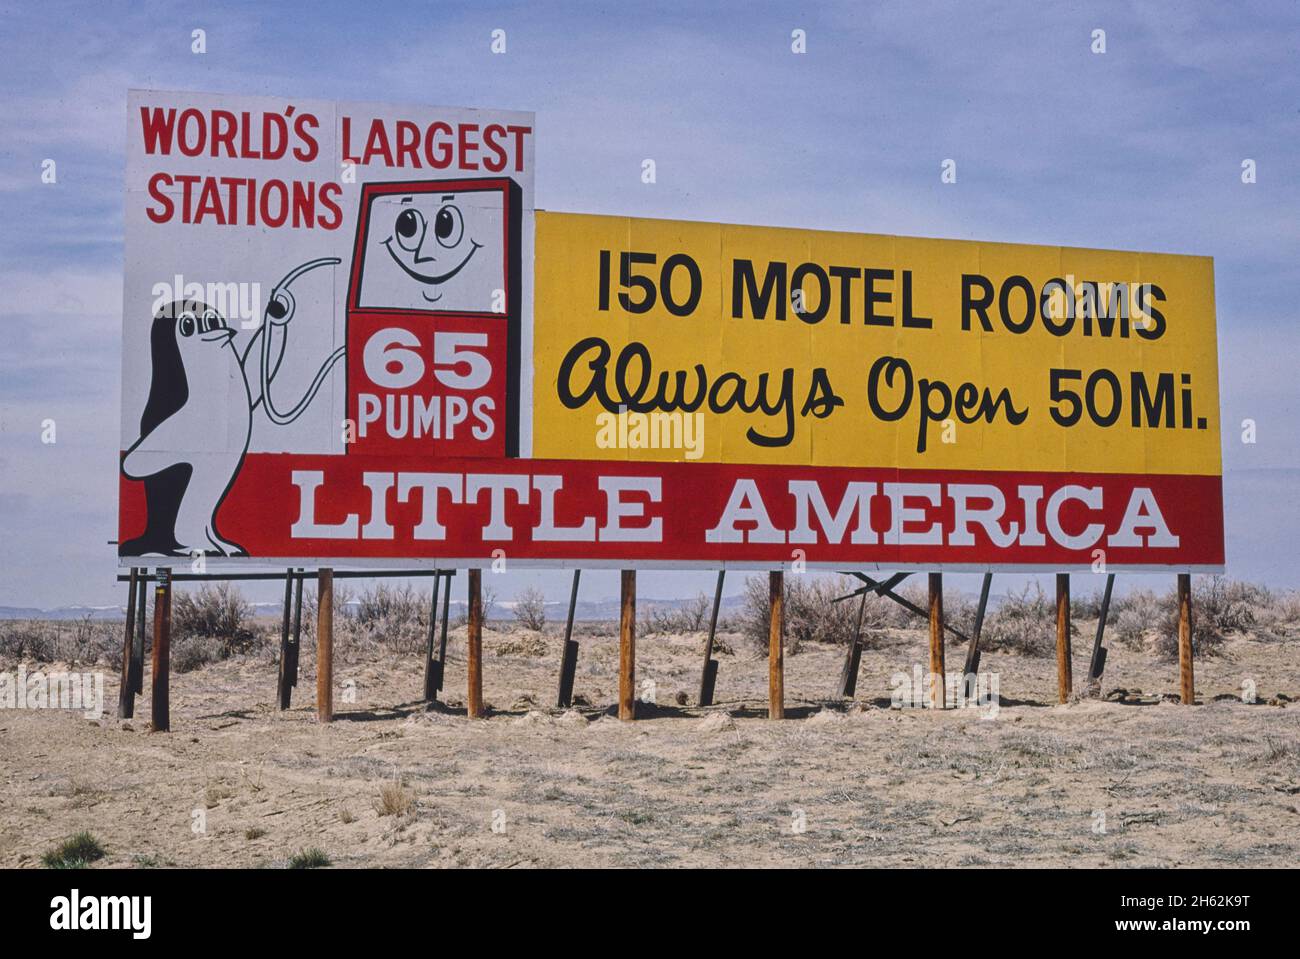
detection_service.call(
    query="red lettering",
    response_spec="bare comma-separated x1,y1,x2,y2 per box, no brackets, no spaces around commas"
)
139,107,176,155
293,112,320,162
146,172,174,222
362,120,393,166
211,110,237,158
506,124,531,172
458,123,480,170
482,123,507,172
177,108,205,157
259,179,288,227
425,121,452,169
395,120,420,167
318,182,343,230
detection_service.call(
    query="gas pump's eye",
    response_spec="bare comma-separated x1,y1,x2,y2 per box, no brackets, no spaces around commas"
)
178,311,197,337
434,205,464,248
394,209,425,252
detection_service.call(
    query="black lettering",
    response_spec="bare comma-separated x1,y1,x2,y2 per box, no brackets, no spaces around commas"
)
732,259,787,320
863,268,893,325
961,274,994,331
999,275,1036,333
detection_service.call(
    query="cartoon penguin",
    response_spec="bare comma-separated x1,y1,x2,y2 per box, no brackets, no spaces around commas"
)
121,258,342,557
121,299,252,556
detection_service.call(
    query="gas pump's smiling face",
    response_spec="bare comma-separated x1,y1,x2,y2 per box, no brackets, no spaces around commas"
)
382,193,483,302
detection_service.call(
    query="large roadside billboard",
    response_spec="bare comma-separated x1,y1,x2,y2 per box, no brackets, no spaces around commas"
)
120,90,1223,571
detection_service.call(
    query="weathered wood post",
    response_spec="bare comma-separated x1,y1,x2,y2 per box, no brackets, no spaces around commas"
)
928,572,945,709
467,568,484,718
316,568,334,723
769,571,784,719
131,576,147,700
436,570,451,685
118,568,138,719
1087,571,1116,688
619,570,636,721
698,569,725,706
556,569,581,708
289,569,303,690
422,571,443,703
1178,573,1194,704
961,571,993,702
150,569,172,732
837,591,868,699
277,568,295,710
1055,572,1072,703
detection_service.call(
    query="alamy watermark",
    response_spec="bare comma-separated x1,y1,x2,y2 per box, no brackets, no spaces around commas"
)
0,665,104,719
150,273,263,328
595,405,705,460
889,665,1000,719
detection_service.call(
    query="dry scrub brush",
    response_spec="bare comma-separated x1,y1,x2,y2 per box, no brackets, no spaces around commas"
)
1155,577,1278,659
171,582,268,672
0,616,120,667
512,586,547,631
738,574,877,653
647,592,712,634
979,584,1074,657
348,582,428,654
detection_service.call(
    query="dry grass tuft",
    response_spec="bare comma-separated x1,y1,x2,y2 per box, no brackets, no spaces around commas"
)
374,781,416,818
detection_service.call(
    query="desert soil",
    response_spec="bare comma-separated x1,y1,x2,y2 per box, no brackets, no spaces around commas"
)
2,620,1298,868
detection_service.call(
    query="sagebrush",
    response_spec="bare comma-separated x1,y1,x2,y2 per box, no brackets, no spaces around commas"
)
1156,577,1271,659
513,586,547,631
979,584,1065,657
171,583,265,672
647,592,712,634
738,575,876,653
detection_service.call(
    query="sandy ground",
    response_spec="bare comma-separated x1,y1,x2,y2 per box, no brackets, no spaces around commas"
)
2,620,1298,868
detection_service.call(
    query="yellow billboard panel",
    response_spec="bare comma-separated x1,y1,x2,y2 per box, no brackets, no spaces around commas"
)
533,212,1220,477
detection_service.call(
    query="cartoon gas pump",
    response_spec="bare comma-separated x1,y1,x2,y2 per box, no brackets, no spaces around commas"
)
345,178,523,459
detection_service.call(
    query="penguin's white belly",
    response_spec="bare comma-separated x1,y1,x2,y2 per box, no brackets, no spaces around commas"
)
170,352,253,554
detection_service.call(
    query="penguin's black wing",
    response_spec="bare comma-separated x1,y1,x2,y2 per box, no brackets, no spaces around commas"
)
120,306,192,557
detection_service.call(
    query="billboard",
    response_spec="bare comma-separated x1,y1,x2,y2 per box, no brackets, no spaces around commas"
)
528,213,1224,571
120,90,1222,571
119,89,534,563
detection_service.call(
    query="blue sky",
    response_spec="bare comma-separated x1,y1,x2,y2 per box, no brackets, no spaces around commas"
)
1,0,1297,608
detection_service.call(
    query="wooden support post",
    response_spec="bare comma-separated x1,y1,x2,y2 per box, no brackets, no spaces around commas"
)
556,569,581,708
422,571,443,703
280,570,292,646
118,568,138,719
961,572,993,699
316,568,334,723
836,591,868,699
619,570,636,720
436,571,451,683
928,573,945,709
769,571,784,719
131,574,146,697
467,568,484,718
1178,573,1195,705
150,569,172,732
290,570,303,685
698,569,725,707
276,569,294,710
1088,572,1115,686
1055,572,1072,704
